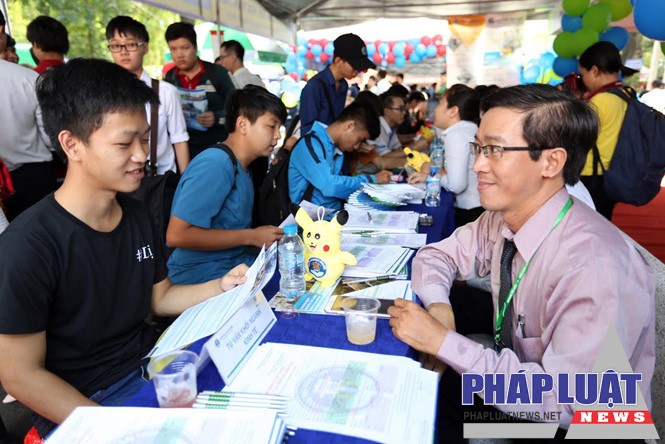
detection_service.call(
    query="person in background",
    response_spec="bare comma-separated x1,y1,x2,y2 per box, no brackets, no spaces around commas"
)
106,16,190,175
365,75,377,91
578,41,637,220
393,73,410,96
1,34,18,63
163,22,236,159
289,102,391,211
397,91,428,146
409,84,483,227
640,79,665,114
389,84,654,443
26,16,68,74
299,33,375,135
219,39,264,89
435,71,447,96
0,58,248,441
374,69,392,95
166,86,286,285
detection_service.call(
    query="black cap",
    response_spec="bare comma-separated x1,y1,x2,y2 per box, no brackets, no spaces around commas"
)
333,33,375,71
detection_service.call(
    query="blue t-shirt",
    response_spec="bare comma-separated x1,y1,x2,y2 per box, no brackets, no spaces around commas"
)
167,147,256,284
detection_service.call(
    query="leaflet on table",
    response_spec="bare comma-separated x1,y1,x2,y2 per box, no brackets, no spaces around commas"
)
146,243,277,358
176,87,208,132
279,200,335,228
341,232,427,250
342,210,420,233
47,406,287,444
324,280,413,319
362,183,426,204
224,343,437,444
341,244,413,278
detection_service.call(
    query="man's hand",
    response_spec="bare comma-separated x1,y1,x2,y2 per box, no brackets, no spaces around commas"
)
219,264,249,292
251,226,284,248
357,142,374,154
407,172,426,184
374,170,392,184
195,111,216,128
388,299,447,355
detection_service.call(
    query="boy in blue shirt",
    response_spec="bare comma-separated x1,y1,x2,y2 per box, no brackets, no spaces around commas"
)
166,86,286,284
289,102,392,211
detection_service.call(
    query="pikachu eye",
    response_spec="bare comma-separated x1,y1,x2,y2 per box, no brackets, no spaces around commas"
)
306,232,311,238
315,233,321,240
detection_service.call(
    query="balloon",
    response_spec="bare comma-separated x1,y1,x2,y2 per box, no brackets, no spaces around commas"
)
563,0,590,16
562,14,583,32
324,42,334,55
386,52,396,64
572,27,599,55
372,52,383,64
296,35,307,46
437,45,446,57
389,41,397,50
267,80,281,96
374,40,383,49
415,43,427,57
366,44,375,56
319,52,329,63
404,42,415,56
420,36,431,46
409,53,421,63
599,26,629,50
582,3,612,33
281,91,298,108
552,56,579,77
378,43,389,55
287,53,297,64
305,50,314,60
598,0,633,21
432,34,443,45
426,44,437,58
634,0,665,40
395,56,406,67
297,65,306,76
311,44,322,56
296,45,307,57
553,32,577,58
393,42,405,56
522,64,542,84
409,38,420,47
320,39,329,48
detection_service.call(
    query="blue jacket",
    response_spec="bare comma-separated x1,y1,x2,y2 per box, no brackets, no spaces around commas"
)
288,122,377,210
299,67,347,134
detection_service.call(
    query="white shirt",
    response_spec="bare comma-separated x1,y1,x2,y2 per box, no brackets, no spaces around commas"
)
140,71,189,175
0,60,52,171
375,78,392,95
370,116,401,156
231,67,265,89
439,120,480,210
640,88,665,115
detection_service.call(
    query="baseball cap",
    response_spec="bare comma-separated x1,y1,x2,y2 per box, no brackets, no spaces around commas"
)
333,33,376,71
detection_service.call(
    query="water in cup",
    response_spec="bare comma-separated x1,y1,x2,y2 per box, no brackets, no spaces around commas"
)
342,297,381,345
148,350,199,408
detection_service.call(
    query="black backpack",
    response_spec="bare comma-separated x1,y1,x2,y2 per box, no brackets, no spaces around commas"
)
254,133,324,227
592,86,665,206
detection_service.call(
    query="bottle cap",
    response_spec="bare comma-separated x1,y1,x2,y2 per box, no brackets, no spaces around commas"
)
430,166,438,173
284,224,297,235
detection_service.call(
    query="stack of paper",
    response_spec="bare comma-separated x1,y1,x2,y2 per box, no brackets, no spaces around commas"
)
224,343,438,444
47,406,289,444
342,244,413,279
342,210,420,234
346,183,426,211
341,232,427,250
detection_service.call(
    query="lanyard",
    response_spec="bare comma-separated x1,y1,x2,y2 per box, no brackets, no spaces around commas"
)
494,197,573,346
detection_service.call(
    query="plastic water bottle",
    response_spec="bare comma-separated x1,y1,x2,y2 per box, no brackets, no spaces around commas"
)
278,225,306,302
430,137,444,169
425,166,441,208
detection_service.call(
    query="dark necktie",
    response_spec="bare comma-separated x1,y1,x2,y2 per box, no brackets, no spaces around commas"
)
497,239,517,351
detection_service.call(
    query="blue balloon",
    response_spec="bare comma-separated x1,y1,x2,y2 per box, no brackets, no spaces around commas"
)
311,44,322,56
539,52,556,68
409,38,420,47
393,42,405,56
426,44,437,58
395,56,406,67
415,43,427,57
561,14,583,32
552,56,579,77
324,42,334,55
378,43,389,55
366,44,375,56
287,53,297,63
297,65,306,76
296,45,307,57
409,53,421,63
600,26,629,50
522,64,542,84
634,0,665,40
285,62,297,73
296,35,307,46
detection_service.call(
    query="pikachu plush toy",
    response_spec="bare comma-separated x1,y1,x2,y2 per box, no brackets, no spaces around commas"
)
295,207,357,288
403,147,430,175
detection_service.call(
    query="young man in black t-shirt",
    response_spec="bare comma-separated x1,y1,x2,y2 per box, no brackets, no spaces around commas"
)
0,59,248,439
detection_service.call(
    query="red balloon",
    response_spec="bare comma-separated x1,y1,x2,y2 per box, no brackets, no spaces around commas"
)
404,42,415,55
320,39,329,47
308,39,316,46
385,52,396,63
432,34,443,45
420,36,431,46
375,40,383,49
288,72,298,81
372,52,383,64
319,52,329,63
437,45,446,57
389,41,396,50
306,49,314,60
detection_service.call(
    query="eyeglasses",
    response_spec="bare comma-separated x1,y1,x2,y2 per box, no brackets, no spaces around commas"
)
108,42,146,53
388,106,406,111
469,142,548,159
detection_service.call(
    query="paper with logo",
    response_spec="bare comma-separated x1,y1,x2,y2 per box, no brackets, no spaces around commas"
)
147,243,277,358
177,87,208,132
224,342,437,444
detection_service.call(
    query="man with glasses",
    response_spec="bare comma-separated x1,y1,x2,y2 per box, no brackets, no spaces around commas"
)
218,39,264,89
389,84,655,443
106,16,190,175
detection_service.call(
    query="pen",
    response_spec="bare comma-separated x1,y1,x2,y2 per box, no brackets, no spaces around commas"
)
366,211,373,223
342,275,395,285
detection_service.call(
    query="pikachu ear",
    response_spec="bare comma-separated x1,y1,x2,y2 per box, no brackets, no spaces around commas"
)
295,207,314,229
335,210,349,226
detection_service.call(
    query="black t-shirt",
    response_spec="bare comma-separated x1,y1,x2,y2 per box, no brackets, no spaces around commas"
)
0,193,167,398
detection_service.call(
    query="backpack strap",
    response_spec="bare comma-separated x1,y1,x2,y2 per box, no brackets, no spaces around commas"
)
314,75,336,122
211,143,238,191
300,133,326,202
147,78,160,177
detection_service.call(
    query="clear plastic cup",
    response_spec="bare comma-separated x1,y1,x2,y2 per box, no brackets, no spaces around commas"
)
342,297,381,345
147,350,199,408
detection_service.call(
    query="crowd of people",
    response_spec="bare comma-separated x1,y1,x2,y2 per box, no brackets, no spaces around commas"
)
0,9,658,444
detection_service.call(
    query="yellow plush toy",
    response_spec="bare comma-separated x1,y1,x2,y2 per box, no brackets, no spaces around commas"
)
295,207,357,288
420,125,435,142
403,147,430,174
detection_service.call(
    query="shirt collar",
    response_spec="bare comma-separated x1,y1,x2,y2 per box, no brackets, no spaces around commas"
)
501,187,572,262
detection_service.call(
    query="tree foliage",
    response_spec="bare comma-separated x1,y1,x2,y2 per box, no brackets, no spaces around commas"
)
7,0,180,75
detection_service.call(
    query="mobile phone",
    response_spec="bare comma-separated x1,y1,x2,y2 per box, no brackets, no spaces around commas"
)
419,213,433,226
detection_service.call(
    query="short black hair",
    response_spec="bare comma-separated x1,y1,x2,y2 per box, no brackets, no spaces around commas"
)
579,41,637,78
6,33,15,49
336,101,380,140
221,40,244,60
106,16,149,43
36,58,159,156
225,85,286,133
354,90,383,116
380,92,403,112
406,91,426,104
481,84,598,185
165,22,196,47
377,69,387,79
444,84,480,125
27,16,69,54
